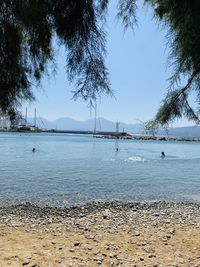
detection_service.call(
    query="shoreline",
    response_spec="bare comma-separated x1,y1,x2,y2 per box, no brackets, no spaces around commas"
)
96,134,200,142
1,200,200,226
1,130,200,142
0,201,200,266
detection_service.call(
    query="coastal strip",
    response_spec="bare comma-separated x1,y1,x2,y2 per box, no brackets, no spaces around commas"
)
0,201,200,266
96,134,200,142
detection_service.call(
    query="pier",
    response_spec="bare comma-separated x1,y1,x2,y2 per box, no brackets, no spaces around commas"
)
43,129,127,136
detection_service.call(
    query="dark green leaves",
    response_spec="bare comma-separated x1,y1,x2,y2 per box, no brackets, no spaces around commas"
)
1,0,200,125
0,0,111,120
117,0,137,30
146,0,200,125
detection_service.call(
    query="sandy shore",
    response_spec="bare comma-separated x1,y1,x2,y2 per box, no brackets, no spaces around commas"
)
0,201,200,267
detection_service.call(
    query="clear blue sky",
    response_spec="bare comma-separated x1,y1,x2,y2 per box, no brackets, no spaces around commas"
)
22,1,192,126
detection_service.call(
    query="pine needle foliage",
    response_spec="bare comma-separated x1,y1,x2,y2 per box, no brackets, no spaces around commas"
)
145,0,200,126
1,0,200,125
0,0,111,120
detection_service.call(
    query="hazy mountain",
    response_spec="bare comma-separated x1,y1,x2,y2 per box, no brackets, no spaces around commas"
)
27,116,200,137
27,117,143,133
160,126,200,138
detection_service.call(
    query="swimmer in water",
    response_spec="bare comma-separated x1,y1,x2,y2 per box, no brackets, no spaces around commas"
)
32,148,35,152
116,148,119,152
161,151,165,157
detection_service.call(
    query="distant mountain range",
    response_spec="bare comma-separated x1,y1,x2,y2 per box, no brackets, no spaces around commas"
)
159,126,200,138
27,117,200,138
28,117,143,133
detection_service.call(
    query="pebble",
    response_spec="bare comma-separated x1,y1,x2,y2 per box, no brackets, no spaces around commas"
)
85,245,92,250
22,257,32,266
134,231,140,237
74,242,81,247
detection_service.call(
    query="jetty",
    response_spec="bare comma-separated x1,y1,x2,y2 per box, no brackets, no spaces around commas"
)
43,129,127,136
95,133,200,142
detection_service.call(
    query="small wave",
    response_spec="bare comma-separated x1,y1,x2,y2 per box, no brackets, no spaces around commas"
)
189,194,200,202
128,156,146,162
104,158,116,162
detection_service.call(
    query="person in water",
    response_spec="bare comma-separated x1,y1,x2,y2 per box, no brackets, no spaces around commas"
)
32,148,35,152
161,151,165,157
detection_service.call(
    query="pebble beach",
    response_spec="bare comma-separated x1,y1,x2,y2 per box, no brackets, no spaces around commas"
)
0,201,200,267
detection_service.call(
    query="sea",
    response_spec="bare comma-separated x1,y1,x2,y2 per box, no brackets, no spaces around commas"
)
0,132,200,206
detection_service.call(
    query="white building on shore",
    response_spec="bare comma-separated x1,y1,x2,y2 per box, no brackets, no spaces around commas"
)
0,115,11,130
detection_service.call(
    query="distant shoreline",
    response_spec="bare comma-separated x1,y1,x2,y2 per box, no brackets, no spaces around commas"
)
1,130,200,141
96,134,200,142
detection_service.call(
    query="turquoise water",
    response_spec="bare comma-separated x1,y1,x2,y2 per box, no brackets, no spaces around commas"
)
0,132,200,206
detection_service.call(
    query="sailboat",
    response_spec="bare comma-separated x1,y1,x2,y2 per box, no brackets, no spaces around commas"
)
17,108,42,132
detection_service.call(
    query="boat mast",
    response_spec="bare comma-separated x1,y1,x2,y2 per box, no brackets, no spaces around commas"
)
34,108,36,128
115,121,120,151
94,101,97,134
116,121,120,134
25,107,27,126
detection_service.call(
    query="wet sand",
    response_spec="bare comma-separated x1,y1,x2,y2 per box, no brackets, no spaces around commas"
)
0,201,200,267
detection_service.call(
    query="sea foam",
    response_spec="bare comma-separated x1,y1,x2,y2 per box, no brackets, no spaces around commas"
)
128,156,146,162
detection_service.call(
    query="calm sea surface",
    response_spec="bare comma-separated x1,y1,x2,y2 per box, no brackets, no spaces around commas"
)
0,132,200,206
